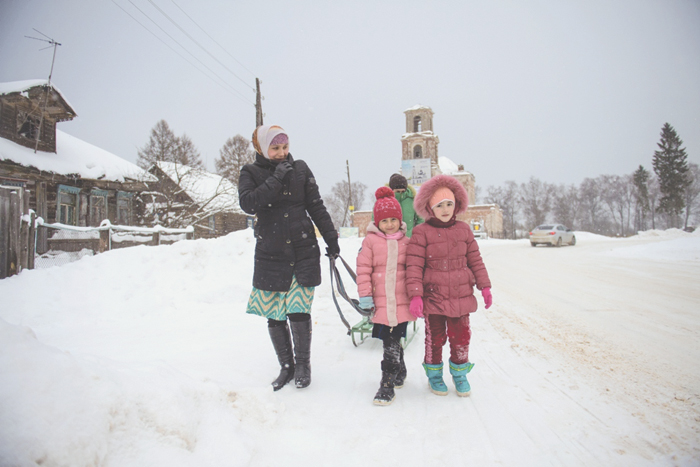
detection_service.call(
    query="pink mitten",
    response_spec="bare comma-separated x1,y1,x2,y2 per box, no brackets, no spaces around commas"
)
410,296,424,318
482,288,493,309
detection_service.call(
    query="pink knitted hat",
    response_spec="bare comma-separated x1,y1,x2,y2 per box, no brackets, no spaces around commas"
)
373,187,402,225
429,186,455,209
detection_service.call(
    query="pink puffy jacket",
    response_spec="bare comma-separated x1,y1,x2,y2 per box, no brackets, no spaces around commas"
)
356,222,415,327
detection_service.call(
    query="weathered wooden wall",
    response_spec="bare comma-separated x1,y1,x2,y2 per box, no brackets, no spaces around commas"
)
0,186,35,279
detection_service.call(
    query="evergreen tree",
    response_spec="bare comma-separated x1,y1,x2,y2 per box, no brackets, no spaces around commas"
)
215,135,255,185
632,165,650,231
652,123,690,226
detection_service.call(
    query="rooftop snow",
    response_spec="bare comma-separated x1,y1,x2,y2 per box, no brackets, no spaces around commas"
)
0,79,76,115
0,130,155,182
155,161,243,214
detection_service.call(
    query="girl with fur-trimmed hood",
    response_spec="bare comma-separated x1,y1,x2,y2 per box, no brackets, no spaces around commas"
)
405,174,493,397
356,187,415,405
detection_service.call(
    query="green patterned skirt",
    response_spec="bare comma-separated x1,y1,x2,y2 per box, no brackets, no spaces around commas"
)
246,275,315,320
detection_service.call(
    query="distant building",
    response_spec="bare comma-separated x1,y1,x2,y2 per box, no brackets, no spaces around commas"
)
146,161,247,239
353,104,503,238
0,80,155,255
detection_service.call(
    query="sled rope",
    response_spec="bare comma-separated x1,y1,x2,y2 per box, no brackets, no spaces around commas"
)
329,255,371,333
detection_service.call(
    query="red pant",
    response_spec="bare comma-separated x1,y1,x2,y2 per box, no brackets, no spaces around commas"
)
424,314,471,365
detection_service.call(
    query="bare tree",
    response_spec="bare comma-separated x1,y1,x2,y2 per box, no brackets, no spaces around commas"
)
215,135,255,185
137,120,204,170
647,175,661,229
520,177,552,229
325,180,367,228
141,162,238,230
485,181,520,238
600,175,634,236
173,134,204,169
578,177,605,233
683,163,700,229
551,184,581,230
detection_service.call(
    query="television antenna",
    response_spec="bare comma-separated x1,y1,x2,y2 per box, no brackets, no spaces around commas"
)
25,29,62,153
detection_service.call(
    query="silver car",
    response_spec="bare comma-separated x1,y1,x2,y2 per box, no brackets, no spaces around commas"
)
529,224,576,247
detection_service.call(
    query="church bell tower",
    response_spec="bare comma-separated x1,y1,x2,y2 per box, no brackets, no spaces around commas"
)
400,105,439,185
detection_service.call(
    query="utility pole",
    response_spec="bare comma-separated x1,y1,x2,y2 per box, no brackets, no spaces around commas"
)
26,29,61,154
255,78,263,127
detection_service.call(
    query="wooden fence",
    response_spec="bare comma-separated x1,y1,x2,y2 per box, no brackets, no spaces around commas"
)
0,186,36,279
1,184,194,278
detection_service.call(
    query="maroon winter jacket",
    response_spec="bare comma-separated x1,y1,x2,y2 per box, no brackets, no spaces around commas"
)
405,174,491,317
406,222,491,317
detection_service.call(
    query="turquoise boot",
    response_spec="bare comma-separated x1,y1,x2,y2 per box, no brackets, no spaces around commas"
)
422,362,448,396
448,360,475,397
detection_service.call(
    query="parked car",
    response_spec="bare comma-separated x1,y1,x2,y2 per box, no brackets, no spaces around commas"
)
529,224,576,247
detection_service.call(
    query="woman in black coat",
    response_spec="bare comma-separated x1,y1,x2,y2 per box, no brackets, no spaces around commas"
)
238,124,339,391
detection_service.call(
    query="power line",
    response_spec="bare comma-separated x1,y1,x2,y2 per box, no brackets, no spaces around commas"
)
170,0,257,79
111,0,254,106
146,0,255,91
126,0,253,102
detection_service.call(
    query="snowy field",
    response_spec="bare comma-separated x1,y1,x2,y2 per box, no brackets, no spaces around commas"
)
1,228,699,466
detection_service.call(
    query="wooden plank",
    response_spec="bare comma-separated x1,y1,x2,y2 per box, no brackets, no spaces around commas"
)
0,189,9,279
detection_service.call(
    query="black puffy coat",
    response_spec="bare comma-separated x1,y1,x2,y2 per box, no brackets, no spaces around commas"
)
238,153,337,291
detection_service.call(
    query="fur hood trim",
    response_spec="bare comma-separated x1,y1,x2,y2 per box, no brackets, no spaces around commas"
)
414,175,469,220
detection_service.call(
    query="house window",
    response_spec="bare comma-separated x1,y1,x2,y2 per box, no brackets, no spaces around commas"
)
90,189,109,226
16,110,41,141
413,116,422,132
413,145,423,159
57,185,80,225
117,192,133,225
208,214,216,232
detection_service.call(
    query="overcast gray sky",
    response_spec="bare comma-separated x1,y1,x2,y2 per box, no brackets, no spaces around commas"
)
1,0,699,209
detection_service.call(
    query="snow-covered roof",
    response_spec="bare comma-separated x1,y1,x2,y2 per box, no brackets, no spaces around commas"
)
439,156,472,175
155,161,243,214
404,104,433,112
0,129,155,182
0,79,76,116
401,131,435,138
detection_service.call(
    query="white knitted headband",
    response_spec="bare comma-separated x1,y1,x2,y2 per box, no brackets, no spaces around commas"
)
255,125,287,159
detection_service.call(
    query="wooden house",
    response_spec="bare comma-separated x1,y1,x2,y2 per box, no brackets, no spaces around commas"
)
0,80,155,254
145,161,247,239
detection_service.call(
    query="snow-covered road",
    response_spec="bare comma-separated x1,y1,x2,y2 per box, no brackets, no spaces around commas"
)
1,229,698,466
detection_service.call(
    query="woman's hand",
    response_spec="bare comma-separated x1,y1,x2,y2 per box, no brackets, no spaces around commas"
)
273,161,293,181
325,236,340,259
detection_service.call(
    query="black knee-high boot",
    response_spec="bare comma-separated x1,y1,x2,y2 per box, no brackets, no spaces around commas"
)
395,345,407,388
374,335,401,405
289,317,312,388
268,321,295,391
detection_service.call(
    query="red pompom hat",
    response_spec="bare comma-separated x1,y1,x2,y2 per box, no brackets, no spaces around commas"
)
373,186,403,226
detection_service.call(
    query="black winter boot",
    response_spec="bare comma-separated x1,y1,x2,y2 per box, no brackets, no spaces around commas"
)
395,346,407,389
268,322,295,391
374,337,401,405
290,318,312,388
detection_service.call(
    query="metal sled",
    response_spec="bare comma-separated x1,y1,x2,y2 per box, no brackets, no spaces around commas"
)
329,255,419,349
350,316,419,349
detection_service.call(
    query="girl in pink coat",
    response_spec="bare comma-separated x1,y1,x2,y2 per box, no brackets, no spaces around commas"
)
406,175,493,397
356,187,415,405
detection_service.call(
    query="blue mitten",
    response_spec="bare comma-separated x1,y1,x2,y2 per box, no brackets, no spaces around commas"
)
358,296,374,312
